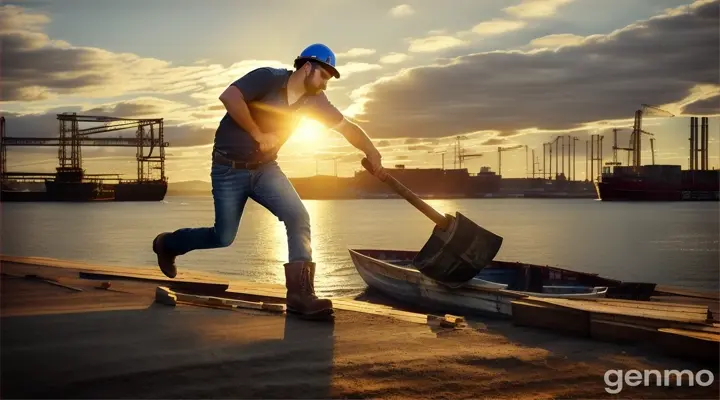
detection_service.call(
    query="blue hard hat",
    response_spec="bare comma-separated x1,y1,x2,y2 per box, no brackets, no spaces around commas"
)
295,43,340,79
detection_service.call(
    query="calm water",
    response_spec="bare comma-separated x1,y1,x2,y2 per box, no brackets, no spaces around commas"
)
2,197,718,297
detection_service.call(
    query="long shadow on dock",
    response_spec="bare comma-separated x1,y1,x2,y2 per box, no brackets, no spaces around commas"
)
353,286,720,367
1,302,335,399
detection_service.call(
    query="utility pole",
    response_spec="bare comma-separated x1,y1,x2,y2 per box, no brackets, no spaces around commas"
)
548,142,552,179
555,137,559,179
573,136,578,181
650,138,655,165
613,129,619,165
532,149,536,178
542,143,547,179
585,139,589,181
591,136,595,181
599,135,604,176
561,136,565,178
498,147,502,176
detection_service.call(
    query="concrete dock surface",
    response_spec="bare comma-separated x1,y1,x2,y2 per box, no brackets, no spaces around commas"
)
1,259,718,399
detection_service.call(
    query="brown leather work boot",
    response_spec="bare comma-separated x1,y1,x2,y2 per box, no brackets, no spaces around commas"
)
153,232,177,278
284,261,333,319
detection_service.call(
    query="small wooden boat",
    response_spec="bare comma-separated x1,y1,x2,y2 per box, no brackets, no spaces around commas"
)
348,248,656,317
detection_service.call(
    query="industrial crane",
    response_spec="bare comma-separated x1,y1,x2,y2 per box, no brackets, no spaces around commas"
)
449,136,483,169
571,136,579,181
611,128,631,165
458,150,483,169
543,141,553,179
2,137,164,147
613,127,657,166
428,149,448,169
0,117,6,178
497,145,523,176
630,104,674,167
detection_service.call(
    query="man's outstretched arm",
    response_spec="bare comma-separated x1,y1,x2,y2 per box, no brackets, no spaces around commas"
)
332,117,386,177
307,93,386,177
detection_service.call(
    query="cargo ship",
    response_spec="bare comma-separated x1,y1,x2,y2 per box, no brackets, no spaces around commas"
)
113,179,168,201
0,168,167,202
284,165,594,200
1,113,169,203
595,164,719,201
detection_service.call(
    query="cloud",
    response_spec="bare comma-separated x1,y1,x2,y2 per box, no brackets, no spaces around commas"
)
84,97,190,119
481,138,511,146
337,48,376,58
403,6,554,56
379,52,409,64
0,5,290,103
389,4,414,18
163,125,216,147
471,19,527,36
681,94,720,115
408,36,470,53
504,0,575,19
0,110,64,138
0,3,50,30
528,33,585,48
336,62,382,78
1,106,216,148
348,0,720,139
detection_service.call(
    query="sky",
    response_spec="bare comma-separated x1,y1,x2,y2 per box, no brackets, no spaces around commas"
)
1,0,719,182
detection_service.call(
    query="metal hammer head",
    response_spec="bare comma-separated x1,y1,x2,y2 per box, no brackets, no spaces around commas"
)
413,212,503,287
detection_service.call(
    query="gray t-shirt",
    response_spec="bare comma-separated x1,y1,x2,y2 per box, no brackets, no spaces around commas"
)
213,67,344,162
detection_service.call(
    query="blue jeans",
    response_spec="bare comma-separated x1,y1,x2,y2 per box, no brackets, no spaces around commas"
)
163,161,312,262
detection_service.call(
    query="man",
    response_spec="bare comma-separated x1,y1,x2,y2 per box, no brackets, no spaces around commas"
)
152,43,386,319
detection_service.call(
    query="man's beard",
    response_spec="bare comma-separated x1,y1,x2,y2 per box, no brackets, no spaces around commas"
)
304,75,324,95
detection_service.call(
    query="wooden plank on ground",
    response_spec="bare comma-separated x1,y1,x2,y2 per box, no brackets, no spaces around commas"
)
332,298,429,325
659,328,720,342
1,255,231,289
155,286,285,313
522,296,709,325
588,297,710,314
650,295,719,321
78,271,229,292
183,287,432,325
511,299,590,337
590,318,658,344
663,322,720,335
655,327,720,364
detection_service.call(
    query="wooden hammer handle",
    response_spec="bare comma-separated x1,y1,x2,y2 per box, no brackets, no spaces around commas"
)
361,158,449,230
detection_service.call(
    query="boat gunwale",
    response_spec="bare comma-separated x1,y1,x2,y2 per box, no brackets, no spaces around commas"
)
347,248,609,300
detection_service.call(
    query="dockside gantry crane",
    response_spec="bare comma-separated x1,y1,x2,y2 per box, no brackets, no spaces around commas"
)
0,113,169,183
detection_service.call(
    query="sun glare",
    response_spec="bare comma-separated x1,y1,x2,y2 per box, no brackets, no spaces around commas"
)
292,118,326,143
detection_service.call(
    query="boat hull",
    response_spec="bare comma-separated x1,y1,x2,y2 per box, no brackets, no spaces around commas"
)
348,248,626,317
595,181,682,201
595,166,719,202
350,249,518,316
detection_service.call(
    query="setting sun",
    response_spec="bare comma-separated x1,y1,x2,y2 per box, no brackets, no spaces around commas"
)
291,117,326,143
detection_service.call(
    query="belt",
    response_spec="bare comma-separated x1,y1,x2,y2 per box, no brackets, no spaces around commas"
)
213,151,266,170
